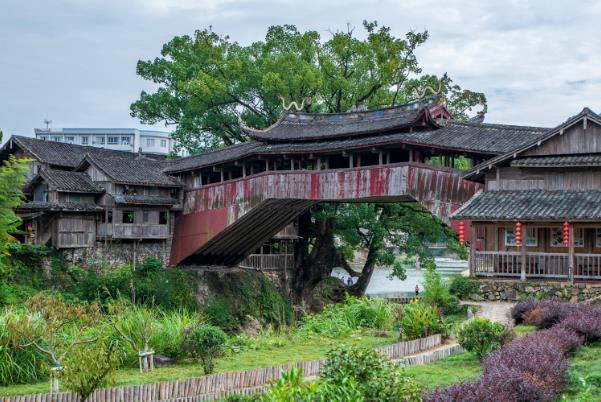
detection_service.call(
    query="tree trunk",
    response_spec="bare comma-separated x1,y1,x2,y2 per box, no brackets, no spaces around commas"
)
348,241,378,296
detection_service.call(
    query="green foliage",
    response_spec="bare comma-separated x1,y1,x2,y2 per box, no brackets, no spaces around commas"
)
321,346,422,401
298,296,396,338
399,302,448,340
0,307,47,386
458,317,505,360
183,325,228,374
0,156,30,255
203,271,292,330
132,22,486,153
422,268,460,314
449,275,479,300
59,339,123,402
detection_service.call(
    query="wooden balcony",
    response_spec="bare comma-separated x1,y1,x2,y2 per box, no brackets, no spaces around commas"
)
474,251,601,280
239,254,294,270
98,223,169,239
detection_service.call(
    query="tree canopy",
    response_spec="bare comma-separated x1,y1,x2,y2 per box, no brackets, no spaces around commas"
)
0,156,30,255
132,21,486,153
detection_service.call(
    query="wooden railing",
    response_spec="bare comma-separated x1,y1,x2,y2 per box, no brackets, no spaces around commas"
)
239,254,294,270
98,223,169,239
575,254,601,280
474,251,601,280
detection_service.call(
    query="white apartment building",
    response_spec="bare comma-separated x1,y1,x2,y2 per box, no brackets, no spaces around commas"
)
34,128,178,155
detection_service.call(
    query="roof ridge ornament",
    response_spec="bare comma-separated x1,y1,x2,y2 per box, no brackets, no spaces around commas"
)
279,96,311,112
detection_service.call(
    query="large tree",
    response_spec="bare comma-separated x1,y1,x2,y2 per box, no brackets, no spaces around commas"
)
132,22,485,153
132,22,485,302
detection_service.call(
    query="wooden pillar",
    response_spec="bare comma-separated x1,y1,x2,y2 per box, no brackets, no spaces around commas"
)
356,154,361,167
317,157,322,170
386,152,390,164
349,154,353,168
569,224,575,283
242,163,247,177
378,151,383,165
469,222,476,277
220,168,224,182
520,223,527,281
265,159,269,171
408,149,413,163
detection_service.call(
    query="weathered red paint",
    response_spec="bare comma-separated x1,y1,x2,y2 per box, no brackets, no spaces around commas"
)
170,162,482,265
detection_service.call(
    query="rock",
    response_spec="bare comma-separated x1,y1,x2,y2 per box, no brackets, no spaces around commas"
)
154,355,177,368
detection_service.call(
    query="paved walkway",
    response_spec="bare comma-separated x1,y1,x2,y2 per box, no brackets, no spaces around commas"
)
466,301,515,326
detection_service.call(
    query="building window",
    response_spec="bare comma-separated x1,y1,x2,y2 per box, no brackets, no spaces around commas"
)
160,139,167,148
101,210,113,223
505,227,537,246
159,211,168,225
39,136,47,140
65,136,75,144
70,194,81,203
142,211,150,223
122,211,134,224
596,229,601,247
146,138,155,147
107,136,119,145
81,136,89,145
121,136,131,145
551,227,584,247
51,136,62,142
95,136,105,145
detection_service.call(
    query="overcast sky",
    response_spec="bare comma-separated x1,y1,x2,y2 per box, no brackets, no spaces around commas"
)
1,0,601,140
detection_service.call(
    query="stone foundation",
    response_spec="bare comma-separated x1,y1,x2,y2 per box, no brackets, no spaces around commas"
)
61,240,170,268
471,279,601,303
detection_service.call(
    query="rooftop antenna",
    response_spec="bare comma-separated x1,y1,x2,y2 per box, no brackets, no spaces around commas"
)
43,118,52,131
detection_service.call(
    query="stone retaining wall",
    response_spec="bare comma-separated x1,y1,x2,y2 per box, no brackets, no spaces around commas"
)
471,279,601,303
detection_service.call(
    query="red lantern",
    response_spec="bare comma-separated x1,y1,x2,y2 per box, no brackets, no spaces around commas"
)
563,221,570,246
515,222,522,246
459,221,465,245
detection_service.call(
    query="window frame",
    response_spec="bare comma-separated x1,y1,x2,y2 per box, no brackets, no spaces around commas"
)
550,227,584,247
81,136,89,145
122,211,135,224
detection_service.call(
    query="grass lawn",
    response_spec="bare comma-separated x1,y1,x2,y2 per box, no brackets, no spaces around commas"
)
561,340,601,400
0,330,397,397
404,352,481,389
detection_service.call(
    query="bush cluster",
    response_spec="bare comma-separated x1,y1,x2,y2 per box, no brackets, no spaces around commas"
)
426,300,601,401
448,276,479,300
422,268,460,314
457,317,507,360
398,302,449,340
299,296,396,338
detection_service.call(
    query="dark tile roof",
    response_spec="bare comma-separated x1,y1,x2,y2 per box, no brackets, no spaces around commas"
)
464,107,601,180
113,194,178,206
39,168,103,193
511,154,601,168
452,190,601,221
165,121,549,173
242,105,432,142
418,120,548,154
17,201,102,212
82,153,181,187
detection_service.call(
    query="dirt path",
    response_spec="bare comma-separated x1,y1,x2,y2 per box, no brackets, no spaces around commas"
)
467,301,515,326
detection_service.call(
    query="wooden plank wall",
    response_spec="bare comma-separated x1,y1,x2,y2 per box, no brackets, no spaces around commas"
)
1,335,441,402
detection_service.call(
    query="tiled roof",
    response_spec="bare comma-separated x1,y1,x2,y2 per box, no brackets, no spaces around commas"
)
17,202,102,212
39,168,103,193
82,153,181,187
452,190,601,221
165,121,548,173
242,105,431,142
511,154,601,168
113,194,178,205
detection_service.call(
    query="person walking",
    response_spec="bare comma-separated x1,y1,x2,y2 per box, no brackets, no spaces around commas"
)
415,284,420,296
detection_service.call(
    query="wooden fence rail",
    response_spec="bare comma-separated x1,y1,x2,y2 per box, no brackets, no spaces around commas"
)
2,335,441,402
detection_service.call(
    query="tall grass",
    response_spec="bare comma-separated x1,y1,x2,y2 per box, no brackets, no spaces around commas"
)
298,296,397,338
0,307,47,386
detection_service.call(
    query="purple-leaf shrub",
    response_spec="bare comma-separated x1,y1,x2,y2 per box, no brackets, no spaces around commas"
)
559,305,601,342
523,326,584,355
530,301,576,329
511,299,541,323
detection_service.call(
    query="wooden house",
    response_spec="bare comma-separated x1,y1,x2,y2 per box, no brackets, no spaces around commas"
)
454,108,601,281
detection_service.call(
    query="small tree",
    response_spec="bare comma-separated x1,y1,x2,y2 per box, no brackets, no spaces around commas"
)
9,294,100,394
107,302,156,373
458,317,506,360
0,155,31,255
184,325,227,374
60,340,122,402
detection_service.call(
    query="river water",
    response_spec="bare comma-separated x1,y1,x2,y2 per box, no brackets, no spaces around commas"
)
331,258,468,297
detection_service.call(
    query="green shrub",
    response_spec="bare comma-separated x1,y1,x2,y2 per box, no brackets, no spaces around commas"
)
184,325,228,374
299,296,396,338
321,346,422,401
422,268,460,314
449,276,479,300
0,307,47,386
398,302,448,340
458,317,506,360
